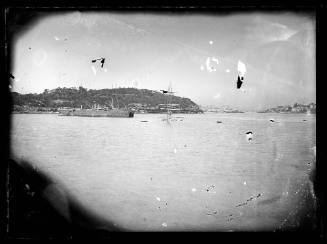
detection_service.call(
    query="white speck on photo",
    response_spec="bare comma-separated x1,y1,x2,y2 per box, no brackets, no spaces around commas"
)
32,49,47,66
211,57,219,64
312,146,316,157
91,65,97,75
213,93,221,99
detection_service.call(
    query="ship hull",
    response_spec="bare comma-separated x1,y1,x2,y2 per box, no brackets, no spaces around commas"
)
59,109,134,118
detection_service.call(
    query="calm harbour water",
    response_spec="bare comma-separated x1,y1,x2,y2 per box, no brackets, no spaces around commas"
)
10,112,316,231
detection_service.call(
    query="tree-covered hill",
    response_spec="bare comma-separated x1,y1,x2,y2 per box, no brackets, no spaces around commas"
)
11,87,201,111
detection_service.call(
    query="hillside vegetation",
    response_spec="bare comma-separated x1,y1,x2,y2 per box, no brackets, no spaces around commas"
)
11,87,200,112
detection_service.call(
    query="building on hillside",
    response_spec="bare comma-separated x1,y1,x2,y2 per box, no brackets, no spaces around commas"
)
158,104,181,110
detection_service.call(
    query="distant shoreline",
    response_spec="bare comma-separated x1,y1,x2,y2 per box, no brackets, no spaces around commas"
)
11,111,317,115
12,111,60,114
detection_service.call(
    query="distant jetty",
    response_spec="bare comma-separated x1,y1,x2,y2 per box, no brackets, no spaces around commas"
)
222,109,244,113
256,103,316,114
201,106,244,113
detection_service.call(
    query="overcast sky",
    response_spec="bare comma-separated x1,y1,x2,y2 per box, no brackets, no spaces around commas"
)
11,11,315,110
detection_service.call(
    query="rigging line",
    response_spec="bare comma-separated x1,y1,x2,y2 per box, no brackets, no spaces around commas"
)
110,16,212,57
110,16,286,83
113,18,217,76
107,17,150,35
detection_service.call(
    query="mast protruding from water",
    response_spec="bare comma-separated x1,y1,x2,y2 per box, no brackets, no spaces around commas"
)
165,82,174,123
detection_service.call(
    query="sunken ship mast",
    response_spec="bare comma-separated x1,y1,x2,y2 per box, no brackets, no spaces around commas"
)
160,83,175,123
58,95,134,118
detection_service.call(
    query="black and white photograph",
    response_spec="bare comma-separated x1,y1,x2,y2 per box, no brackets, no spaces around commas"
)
3,3,324,238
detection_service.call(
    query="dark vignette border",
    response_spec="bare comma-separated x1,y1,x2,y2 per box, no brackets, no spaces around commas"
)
0,0,325,241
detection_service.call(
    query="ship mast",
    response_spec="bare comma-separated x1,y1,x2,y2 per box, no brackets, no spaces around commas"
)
111,94,120,109
166,82,173,122
110,97,114,109
161,83,174,123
